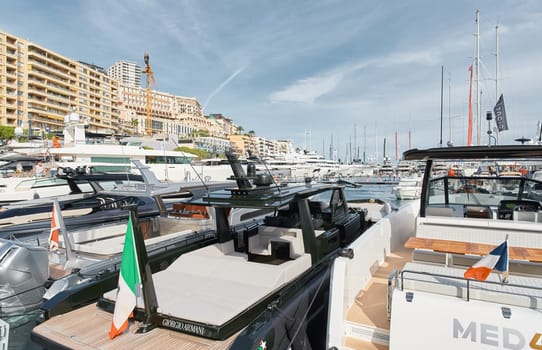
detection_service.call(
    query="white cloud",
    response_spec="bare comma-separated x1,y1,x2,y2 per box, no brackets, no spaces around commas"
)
269,70,345,104
203,66,247,111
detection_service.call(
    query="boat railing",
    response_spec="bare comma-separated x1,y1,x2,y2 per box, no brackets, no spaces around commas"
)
387,269,398,320
396,269,542,310
77,229,216,271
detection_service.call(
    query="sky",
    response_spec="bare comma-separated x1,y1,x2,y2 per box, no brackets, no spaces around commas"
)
2,0,542,162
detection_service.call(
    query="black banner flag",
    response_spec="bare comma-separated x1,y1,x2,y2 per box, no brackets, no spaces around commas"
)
494,94,508,132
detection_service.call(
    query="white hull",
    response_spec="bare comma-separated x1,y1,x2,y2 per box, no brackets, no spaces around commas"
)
391,288,542,349
327,200,419,348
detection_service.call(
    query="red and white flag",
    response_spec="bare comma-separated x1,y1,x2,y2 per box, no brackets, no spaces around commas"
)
464,239,509,282
49,200,62,250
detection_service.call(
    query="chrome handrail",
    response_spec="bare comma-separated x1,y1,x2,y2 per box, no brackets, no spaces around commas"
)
399,269,542,304
387,269,398,320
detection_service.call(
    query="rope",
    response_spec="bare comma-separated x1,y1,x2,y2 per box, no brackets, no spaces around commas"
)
287,270,327,349
267,266,329,349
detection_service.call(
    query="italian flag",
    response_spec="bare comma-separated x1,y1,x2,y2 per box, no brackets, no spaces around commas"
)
109,215,142,339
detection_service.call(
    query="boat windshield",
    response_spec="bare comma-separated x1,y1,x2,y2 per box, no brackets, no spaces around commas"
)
427,175,542,209
15,177,68,190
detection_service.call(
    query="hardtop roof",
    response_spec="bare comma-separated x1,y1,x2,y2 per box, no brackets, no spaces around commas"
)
190,182,342,209
404,145,542,161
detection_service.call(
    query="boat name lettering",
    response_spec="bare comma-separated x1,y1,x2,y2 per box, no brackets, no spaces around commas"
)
161,318,205,335
453,318,542,349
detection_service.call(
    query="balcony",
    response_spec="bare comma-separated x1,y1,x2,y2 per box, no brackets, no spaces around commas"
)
28,103,48,112
46,83,73,96
28,85,47,95
28,60,71,84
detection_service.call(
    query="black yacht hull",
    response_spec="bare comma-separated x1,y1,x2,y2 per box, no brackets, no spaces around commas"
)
0,196,159,239
41,231,218,319
230,262,332,350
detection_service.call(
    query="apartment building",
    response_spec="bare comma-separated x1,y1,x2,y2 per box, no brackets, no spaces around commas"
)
229,134,280,158
107,60,142,87
0,31,120,135
0,31,216,139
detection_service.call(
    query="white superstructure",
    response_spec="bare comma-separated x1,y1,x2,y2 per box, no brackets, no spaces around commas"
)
327,145,542,349
45,111,235,183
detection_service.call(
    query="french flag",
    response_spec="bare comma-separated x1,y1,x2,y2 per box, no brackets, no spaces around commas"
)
464,240,509,281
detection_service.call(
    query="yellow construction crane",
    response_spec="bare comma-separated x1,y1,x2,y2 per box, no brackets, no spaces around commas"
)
143,52,156,136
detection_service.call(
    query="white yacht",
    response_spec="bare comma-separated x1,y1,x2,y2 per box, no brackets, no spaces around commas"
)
392,175,422,200
327,145,542,349
395,160,417,177
17,111,237,183
259,149,351,181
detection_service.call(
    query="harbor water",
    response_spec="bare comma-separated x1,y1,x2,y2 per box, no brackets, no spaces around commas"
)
345,182,403,207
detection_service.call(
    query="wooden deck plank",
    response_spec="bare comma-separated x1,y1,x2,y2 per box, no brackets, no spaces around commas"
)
405,237,542,262
32,304,237,350
346,248,411,330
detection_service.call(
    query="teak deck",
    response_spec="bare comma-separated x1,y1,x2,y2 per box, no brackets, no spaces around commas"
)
405,237,542,262
344,247,412,349
32,305,238,350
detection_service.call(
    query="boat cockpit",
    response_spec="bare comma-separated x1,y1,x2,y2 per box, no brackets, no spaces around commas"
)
423,174,542,222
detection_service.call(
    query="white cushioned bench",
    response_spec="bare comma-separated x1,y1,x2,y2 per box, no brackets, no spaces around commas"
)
248,225,305,258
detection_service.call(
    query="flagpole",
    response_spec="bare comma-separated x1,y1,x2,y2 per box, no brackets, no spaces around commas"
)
503,234,509,284
55,198,73,262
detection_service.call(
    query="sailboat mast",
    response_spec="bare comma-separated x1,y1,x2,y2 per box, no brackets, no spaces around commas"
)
363,125,367,164
329,134,333,160
383,137,387,163
395,130,398,161
495,25,500,103
475,9,481,145
346,137,355,164
448,72,452,146
440,65,444,147
495,24,500,144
